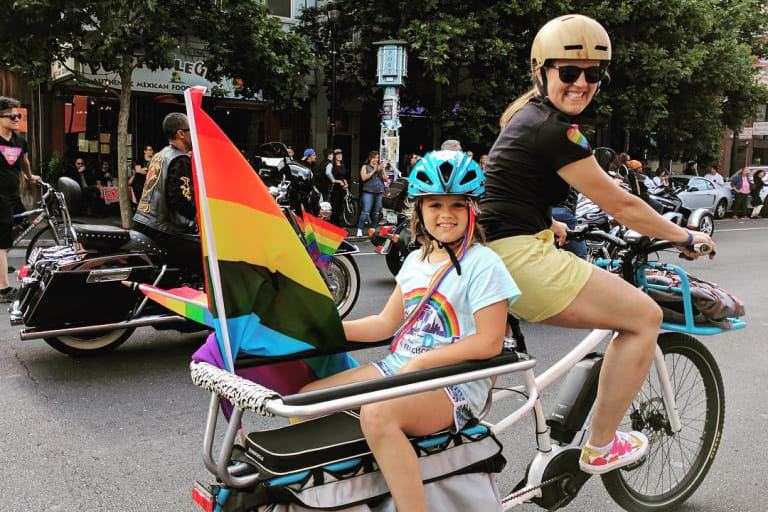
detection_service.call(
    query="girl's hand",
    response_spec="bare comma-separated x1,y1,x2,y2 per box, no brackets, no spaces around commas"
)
398,357,427,374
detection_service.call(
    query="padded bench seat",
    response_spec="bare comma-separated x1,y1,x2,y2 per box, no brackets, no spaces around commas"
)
244,410,496,478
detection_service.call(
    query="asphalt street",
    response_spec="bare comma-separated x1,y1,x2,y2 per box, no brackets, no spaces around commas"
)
0,217,766,511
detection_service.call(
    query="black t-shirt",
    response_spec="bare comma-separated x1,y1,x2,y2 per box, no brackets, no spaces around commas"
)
0,131,28,197
479,98,593,240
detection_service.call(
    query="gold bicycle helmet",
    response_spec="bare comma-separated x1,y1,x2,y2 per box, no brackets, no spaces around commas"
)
530,14,612,73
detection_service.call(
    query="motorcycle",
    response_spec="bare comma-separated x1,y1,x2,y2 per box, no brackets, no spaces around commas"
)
368,178,418,276
255,142,361,319
574,195,625,263
649,184,715,236
9,147,361,357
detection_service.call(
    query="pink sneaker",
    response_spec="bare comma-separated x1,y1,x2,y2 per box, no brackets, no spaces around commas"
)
579,431,648,475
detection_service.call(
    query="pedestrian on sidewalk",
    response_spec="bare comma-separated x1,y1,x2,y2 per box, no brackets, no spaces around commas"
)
356,150,387,236
730,167,751,219
0,96,40,302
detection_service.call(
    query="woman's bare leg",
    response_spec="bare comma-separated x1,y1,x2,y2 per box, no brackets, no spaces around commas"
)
360,390,454,512
540,267,662,446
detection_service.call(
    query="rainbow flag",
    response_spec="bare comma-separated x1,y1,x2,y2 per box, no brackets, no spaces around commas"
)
300,210,348,270
183,86,355,379
132,283,214,327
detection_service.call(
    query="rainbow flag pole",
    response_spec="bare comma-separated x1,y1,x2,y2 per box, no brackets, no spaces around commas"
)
185,86,236,372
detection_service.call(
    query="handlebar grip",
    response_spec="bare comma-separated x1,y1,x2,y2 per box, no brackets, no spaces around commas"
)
678,242,716,260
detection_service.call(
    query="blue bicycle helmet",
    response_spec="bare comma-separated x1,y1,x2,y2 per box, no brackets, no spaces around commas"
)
407,150,485,198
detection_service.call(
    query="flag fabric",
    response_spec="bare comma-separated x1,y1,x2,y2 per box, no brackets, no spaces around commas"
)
133,283,214,327
300,209,348,270
183,86,355,383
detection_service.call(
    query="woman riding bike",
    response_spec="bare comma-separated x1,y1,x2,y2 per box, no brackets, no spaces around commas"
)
478,14,716,474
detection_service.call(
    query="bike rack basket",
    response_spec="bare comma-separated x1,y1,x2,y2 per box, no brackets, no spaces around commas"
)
635,261,746,336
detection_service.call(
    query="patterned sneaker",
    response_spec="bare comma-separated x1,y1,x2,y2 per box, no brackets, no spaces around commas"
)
579,431,648,475
0,287,19,303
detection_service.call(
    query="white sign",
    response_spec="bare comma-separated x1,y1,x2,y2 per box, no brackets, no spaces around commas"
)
76,56,260,100
753,122,768,136
740,127,754,139
51,58,75,82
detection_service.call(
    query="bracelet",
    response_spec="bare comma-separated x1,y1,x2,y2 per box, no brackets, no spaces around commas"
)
683,230,693,246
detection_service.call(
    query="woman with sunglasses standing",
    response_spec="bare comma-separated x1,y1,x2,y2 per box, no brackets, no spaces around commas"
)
479,15,716,474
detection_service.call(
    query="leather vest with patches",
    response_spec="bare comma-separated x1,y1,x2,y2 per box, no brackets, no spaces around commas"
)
133,145,197,239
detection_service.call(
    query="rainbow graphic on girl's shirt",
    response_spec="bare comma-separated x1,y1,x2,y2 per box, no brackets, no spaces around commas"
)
402,288,460,339
567,124,590,151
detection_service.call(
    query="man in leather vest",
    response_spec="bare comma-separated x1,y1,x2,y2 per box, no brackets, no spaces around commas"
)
133,113,202,276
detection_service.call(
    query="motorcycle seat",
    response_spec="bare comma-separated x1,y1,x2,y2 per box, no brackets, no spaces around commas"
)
74,224,132,251
74,224,163,255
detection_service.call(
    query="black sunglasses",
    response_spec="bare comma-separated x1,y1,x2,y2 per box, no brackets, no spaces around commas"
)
548,65,605,84
0,114,22,121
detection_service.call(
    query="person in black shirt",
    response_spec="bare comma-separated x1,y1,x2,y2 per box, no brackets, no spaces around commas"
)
478,15,716,475
0,96,39,301
132,113,201,276
129,145,153,204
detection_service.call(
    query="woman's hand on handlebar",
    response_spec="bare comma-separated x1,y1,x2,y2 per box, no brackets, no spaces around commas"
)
551,218,568,246
679,231,716,260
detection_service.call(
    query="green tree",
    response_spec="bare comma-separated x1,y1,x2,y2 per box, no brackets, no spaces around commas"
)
299,0,767,160
3,0,313,227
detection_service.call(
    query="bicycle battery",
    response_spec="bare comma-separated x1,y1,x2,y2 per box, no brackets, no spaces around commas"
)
546,353,603,443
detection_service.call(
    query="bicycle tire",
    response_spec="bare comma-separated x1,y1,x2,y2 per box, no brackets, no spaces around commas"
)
341,195,359,227
602,332,724,511
25,223,67,262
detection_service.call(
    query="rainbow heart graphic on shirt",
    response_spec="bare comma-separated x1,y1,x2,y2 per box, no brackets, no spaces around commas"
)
0,146,21,165
567,125,590,151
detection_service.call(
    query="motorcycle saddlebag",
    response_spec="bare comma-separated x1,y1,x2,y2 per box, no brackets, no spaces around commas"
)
229,412,505,511
21,253,157,328
381,181,407,211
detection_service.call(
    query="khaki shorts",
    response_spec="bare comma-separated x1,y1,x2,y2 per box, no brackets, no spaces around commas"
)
486,230,593,322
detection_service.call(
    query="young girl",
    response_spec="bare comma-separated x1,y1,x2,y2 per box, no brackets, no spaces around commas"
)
301,150,520,511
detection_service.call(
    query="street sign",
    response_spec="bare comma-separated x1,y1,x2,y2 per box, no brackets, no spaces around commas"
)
752,121,768,136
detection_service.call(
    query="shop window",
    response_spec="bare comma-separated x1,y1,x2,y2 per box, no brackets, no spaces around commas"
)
265,0,292,18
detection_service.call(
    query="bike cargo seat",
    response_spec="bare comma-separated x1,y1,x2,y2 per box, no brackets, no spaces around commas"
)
244,411,496,477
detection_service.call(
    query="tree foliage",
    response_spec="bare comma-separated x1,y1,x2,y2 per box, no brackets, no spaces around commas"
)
3,0,314,226
298,0,767,160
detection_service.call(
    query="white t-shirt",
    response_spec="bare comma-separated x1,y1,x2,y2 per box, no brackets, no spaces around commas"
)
704,173,725,186
376,244,520,422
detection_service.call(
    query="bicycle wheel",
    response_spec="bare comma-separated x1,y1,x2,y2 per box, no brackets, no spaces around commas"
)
602,332,724,511
25,223,68,262
341,195,359,227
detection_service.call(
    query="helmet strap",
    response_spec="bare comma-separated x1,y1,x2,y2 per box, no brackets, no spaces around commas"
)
536,66,550,100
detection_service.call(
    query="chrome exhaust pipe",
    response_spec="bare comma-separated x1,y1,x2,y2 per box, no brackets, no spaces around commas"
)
19,314,188,341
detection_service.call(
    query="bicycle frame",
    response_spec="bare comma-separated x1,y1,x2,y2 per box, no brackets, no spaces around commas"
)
12,208,46,246
193,326,684,509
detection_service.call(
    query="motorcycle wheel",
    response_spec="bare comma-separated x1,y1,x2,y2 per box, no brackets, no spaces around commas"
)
385,246,406,276
44,328,135,357
325,254,359,319
696,214,714,236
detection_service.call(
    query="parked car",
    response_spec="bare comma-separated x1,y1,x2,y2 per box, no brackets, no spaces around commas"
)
668,175,733,219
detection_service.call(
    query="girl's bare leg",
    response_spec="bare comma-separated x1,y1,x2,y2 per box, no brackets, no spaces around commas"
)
360,389,454,512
